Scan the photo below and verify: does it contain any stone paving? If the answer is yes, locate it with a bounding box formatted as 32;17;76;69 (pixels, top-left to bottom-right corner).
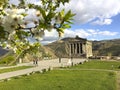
0;58;86;80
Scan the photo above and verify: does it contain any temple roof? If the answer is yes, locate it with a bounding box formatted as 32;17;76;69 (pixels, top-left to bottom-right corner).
61;36;87;42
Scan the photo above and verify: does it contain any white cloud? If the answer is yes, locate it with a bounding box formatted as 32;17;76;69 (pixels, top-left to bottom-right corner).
87;29;118;36
41;30;59;44
61;0;120;25
64;29;118;37
92;19;112;25
64;29;91;38
10;0;120;25
98;31;118;36
87;29;99;35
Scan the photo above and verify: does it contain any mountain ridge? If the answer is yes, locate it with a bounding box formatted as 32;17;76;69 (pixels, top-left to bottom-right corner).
46;38;120;57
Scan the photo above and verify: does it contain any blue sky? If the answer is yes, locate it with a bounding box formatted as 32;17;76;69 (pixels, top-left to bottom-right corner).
10;0;120;44
70;13;120;40
41;0;120;44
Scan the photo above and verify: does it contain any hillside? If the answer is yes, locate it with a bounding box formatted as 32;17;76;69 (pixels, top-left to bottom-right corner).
45;40;69;58
92;39;120;56
46;38;120;57
0;45;57;65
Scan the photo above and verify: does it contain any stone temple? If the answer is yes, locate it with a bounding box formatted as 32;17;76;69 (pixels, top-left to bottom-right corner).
62;36;92;58
46;36;93;58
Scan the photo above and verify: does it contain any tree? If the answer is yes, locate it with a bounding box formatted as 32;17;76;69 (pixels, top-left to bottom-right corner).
0;0;75;60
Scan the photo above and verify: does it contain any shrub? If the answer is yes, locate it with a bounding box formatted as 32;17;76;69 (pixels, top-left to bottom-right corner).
109;72;115;76
0;55;15;65
118;66;120;69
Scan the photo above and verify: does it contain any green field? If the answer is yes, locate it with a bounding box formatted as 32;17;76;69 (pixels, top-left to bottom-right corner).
0;70;116;90
0;60;119;90
70;60;120;70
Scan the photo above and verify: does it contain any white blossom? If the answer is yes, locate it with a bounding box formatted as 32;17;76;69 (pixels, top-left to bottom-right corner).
0;6;3;10
2;9;24;33
32;29;44;40
2;22;16;33
8;31;16;40
13;47;17;53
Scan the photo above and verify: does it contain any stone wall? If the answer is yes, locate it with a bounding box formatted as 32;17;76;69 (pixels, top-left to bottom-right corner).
86;41;93;58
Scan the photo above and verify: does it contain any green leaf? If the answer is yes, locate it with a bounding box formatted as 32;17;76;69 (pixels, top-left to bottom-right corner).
21;13;28;17
0;26;4;31
0;26;7;39
1;43;7;48
57;28;64;33
62;24;71;28
46;11;55;20
64;10;75;22
61;0;69;5
19;0;25;5
36;6;46;19
28;4;34;8
60;9;65;18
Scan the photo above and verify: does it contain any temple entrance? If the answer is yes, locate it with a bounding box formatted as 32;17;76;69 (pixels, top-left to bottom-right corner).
68;42;86;58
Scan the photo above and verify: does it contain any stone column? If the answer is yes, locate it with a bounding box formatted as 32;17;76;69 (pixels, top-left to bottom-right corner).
77;43;79;54
72;43;74;54
69;44;71;56
79;43;81;54
71;43;73;54
73;43;75;54
79;43;80;54
75;43;77;54
79;43;82;54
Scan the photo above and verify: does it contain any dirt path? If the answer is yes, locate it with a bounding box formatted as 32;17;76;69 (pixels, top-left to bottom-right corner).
116;71;120;90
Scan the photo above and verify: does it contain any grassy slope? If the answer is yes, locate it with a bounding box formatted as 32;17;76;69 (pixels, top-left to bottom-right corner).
70;60;120;70
0;70;116;90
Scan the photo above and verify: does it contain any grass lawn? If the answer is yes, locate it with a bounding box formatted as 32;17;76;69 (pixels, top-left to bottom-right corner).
0;66;33;74
0;60;118;90
0;61;120;90
70;60;120;70
0;70;116;90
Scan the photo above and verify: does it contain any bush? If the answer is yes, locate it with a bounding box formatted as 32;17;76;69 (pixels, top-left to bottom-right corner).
0;55;15;65
109;72;115;76
118;66;120;69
